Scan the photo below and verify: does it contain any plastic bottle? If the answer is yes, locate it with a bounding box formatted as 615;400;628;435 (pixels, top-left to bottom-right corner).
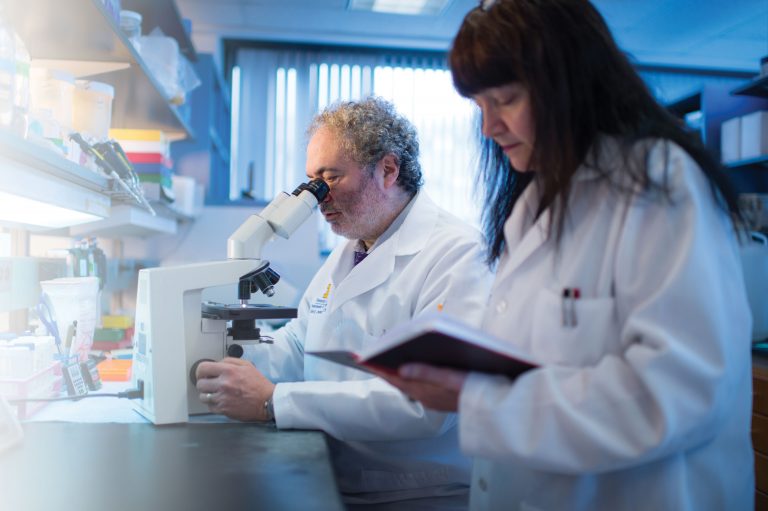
86;238;107;290
12;30;29;138
67;239;89;278
0;6;15;129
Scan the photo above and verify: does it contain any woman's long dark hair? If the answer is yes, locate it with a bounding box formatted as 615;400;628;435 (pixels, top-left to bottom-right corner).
450;0;742;265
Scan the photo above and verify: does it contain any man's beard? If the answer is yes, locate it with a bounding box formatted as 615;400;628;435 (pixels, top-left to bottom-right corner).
321;172;389;240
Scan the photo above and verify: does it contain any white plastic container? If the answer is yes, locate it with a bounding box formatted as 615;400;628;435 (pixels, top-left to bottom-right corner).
720;116;741;163
740;110;768;160
73;80;114;141
29;66;75;131
39;277;99;363
172;175;203;217
119;10;142;51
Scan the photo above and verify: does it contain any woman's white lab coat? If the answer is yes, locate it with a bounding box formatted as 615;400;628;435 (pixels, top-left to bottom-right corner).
246;191;494;503
460;139;753;510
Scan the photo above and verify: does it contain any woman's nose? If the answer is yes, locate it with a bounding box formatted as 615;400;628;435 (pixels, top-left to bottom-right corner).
481;109;499;138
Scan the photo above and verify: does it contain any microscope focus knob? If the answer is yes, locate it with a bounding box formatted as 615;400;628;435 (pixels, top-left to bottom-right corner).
227;344;244;358
189;358;215;385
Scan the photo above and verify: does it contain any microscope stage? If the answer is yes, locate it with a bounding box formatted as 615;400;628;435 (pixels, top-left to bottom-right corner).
201;301;298;320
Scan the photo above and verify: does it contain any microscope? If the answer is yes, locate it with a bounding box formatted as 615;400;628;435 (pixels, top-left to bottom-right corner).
131;179;329;424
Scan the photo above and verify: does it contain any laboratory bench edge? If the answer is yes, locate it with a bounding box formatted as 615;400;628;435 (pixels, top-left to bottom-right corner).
6;351;764;511
0;421;344;511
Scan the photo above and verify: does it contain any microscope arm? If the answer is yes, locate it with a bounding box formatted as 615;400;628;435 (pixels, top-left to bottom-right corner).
227;179;329;260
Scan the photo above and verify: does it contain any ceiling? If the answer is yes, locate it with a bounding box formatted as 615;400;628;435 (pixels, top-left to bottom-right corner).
177;0;768;73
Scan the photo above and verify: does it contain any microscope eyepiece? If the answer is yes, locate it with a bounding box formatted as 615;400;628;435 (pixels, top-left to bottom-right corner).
293;179;329;203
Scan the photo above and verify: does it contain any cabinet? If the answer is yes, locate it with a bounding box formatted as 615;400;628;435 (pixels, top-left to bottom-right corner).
171;53;233;205
1;0;198;237
753;354;768;509
667;81;768;193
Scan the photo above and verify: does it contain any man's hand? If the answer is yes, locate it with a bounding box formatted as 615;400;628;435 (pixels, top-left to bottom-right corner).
370;363;467;412
195;357;276;422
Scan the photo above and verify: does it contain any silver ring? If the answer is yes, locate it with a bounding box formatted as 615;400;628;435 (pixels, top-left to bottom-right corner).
205;392;213;402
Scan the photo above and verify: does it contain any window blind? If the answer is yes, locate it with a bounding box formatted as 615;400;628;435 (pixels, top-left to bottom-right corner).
233;45;481;252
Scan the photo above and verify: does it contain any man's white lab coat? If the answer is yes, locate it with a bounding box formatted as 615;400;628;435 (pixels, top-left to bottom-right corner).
460;139;753;510
246;191;494;504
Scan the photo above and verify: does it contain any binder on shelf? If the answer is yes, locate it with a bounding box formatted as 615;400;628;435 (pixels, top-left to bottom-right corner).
308;313;539;379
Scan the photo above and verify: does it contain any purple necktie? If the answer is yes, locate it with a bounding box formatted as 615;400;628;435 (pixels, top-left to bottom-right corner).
353;251;368;266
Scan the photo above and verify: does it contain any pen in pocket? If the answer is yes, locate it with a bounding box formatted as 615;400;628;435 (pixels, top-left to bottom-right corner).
570;288;580;327
561;288;580;328
561;288;570;327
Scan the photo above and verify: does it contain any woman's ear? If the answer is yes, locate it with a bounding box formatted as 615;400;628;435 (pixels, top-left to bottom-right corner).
380;154;400;189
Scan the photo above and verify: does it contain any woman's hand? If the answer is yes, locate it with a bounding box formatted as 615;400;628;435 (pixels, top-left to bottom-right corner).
371;363;468;412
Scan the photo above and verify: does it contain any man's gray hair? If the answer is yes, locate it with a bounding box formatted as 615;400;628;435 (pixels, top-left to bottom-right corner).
307;96;423;195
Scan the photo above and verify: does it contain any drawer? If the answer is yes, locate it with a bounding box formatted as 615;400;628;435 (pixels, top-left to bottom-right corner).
757;489;768;511
757;451;768;494
754;413;768;454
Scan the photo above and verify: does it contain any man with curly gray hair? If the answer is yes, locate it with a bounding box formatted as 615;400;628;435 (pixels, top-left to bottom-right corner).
196;96;492;510
306;97;423;243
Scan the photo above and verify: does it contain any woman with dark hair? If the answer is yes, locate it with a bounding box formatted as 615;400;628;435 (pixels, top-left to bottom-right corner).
375;1;753;509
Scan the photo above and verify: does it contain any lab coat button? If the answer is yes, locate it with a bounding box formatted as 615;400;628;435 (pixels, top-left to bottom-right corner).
478;478;488;491
495;300;507;313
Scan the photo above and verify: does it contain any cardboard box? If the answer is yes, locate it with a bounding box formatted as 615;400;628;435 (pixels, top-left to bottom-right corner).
740;110;768;160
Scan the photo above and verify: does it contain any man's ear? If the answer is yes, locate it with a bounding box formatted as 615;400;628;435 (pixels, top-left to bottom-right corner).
380;154;400;189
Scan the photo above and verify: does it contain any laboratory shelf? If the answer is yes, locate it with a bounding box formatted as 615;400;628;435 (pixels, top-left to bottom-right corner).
70;204;178;238
0;132;188;236
0;133;111;228
725;154;768;170
6;0;194;140
732;74;768;98
150;200;195;223
666;91;701;117
122;0;198;62
0;133;107;192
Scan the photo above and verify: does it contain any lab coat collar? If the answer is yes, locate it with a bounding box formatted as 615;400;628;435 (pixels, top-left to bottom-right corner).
327;191;438;312
499;178;551;279
388;190;438;256
499;135;625;277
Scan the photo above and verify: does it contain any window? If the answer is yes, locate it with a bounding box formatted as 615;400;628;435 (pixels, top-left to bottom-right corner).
231;44;480;252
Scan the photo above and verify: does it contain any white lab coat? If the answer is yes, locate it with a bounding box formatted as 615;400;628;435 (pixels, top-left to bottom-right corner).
245;191;494;503
460;139;753;511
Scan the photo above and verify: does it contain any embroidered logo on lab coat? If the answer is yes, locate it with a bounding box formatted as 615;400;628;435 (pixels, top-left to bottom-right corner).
310;283;332;314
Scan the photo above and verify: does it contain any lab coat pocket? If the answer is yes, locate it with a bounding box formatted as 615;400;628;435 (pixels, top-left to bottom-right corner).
529;287;617;366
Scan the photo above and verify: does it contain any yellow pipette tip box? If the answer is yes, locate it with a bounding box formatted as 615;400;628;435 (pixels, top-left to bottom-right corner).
101;315;133;329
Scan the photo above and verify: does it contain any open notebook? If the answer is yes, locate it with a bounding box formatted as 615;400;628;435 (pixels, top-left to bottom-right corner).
308;313;538;379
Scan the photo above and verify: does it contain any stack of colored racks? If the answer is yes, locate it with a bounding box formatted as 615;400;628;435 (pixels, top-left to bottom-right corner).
109;129;175;203
92;315;134;351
